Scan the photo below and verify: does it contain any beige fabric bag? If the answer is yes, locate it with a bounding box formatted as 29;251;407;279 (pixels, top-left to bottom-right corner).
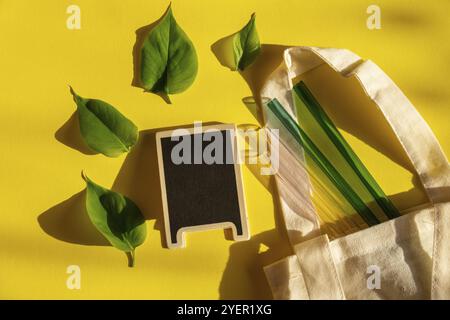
261;47;450;300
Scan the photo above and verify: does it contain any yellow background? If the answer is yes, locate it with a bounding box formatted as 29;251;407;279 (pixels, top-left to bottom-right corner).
0;0;449;299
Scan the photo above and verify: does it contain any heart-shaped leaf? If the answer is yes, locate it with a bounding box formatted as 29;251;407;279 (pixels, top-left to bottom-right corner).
70;87;138;157
83;174;147;267
140;5;198;102
233;13;260;71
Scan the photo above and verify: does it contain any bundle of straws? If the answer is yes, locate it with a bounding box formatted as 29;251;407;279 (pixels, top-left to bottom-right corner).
263;81;400;238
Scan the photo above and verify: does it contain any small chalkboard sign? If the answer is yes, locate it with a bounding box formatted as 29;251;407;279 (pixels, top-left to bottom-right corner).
156;124;249;248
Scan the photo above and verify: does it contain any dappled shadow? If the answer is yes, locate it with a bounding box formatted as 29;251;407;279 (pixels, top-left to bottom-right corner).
383;7;433;29
427;186;450;204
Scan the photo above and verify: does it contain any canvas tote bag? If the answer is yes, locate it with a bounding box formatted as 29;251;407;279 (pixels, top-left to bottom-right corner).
261;46;450;300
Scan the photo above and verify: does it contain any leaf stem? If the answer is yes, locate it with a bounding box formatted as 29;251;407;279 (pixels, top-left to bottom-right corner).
126;250;135;268
159;92;172;104
123;237;136;267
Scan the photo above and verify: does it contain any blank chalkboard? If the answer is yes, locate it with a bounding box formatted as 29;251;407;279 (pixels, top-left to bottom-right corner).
156;124;249;248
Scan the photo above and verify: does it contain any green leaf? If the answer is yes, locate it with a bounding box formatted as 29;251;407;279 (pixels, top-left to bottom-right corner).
83;173;147;267
140;4;198;101
70;87;138;157
233;13;261;71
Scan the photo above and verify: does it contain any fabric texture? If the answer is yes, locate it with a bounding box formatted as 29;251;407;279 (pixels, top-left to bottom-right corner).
261;46;450;300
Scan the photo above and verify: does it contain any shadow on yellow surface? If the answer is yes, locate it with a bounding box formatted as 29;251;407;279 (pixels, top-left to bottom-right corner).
42;122;225;247
37;32;435;297
239;44;289;104
219;177;293;299
38;188;143;267
211;39;434;296
211;41;289;109
219;229;292;299
42;109;291;296
112;128;166;247
38;190;109;246
55;111;97;155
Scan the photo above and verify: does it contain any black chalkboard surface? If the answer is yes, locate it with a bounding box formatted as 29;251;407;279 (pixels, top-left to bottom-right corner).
156;124;249;248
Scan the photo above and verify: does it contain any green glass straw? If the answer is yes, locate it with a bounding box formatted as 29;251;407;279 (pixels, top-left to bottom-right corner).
266;98;380;226
293;82;399;219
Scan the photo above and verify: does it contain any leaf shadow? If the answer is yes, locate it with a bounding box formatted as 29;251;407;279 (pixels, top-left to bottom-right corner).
111;122;223;249
54;111;97;155
37;190;137;266
210;31;236;71
37;190;109;246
